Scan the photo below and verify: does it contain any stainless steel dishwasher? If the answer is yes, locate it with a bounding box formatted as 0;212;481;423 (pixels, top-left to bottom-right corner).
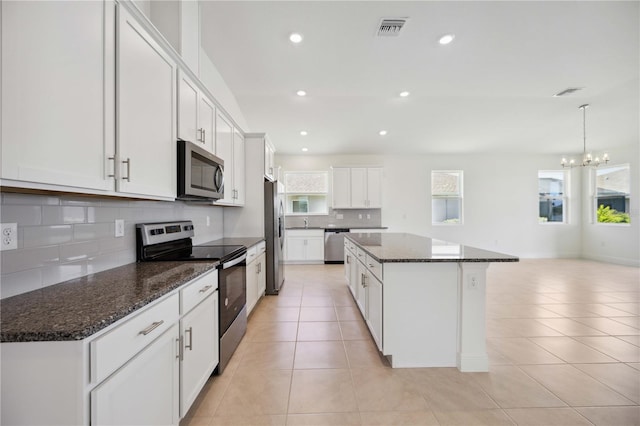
324;228;351;264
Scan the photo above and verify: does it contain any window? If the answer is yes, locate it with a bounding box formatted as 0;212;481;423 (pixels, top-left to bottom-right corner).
595;164;631;224
538;170;567;223
432;171;463;224
284;171;329;215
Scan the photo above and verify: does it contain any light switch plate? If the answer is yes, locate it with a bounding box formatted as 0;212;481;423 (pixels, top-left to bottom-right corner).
115;219;125;237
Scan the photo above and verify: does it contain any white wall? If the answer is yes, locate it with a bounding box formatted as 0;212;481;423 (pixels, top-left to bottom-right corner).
278;152;584;260
581;144;640;266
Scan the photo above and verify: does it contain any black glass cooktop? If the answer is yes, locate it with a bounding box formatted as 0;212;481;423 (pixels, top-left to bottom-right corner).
152;245;245;262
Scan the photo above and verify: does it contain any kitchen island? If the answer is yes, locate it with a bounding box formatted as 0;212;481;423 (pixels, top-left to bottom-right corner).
344;232;518;372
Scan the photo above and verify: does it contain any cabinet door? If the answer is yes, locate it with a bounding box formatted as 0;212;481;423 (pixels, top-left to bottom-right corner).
180;292;218;417
332;168;351;208
344;249;354;296
215;111;234;204
355;261;368;315
257;253;267;296
285;237;307;261
367;275;383;351
305;237;325;261
350;168;368;208
117;6;176;199
91;324;179;426
199;95;216;153
367;168;383;208
178;71;199;144
233;129;245;205
246;260;259;314
1;1;114;191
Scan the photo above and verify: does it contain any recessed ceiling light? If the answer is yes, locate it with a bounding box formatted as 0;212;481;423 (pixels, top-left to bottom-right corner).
399;91;410;97
379;130;388;136
300;131;308;136
301;147;308;152
289;33;303;44
296;90;307;97
439;34;455;45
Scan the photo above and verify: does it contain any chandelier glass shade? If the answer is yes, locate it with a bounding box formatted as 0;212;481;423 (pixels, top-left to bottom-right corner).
561;104;609;168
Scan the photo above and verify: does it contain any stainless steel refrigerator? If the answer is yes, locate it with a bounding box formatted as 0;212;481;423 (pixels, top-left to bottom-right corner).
265;180;285;294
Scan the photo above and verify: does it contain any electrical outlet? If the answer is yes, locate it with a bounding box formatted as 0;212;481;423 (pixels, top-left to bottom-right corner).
115;219;125;237
1;223;18;250
366;214;371;219
206;216;210;227
469;275;478;290
358;214;362;219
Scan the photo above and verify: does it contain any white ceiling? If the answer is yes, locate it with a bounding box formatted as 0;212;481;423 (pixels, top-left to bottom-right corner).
200;1;639;156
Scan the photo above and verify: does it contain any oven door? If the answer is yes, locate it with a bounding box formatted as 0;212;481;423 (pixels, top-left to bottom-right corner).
218;254;247;336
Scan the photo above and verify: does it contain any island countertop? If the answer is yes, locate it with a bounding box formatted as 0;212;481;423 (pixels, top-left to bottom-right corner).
346;232;519;263
0;261;218;343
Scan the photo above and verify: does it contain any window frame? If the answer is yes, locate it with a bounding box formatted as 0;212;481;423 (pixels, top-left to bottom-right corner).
538;170;569;225
284;170;329;216
431;170;464;226
592;163;631;226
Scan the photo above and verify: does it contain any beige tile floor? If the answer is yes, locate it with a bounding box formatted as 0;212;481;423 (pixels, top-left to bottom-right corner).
182;259;640;425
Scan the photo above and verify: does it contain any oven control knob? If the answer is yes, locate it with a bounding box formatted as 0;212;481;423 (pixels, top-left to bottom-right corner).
225;297;229;307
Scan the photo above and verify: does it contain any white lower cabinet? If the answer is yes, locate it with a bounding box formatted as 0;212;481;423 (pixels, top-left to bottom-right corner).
284;229;324;263
348;239;384;353
180;292;218;417
91;323;180;425
246;242;267;314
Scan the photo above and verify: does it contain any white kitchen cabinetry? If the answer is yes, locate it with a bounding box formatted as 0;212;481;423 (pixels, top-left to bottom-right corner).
179;271;219;418
216;112;245;205
117;5;176;199
1;0;115;192
285;229;324;263
264;139;277;181
246;242;266;314
331;167;382;209
91;323;180;426
178;70;215;153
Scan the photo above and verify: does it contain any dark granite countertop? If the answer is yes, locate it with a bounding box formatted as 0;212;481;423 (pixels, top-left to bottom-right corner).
202;237;264;247
1;262;217;343
286;226;388;230
346;233;519;263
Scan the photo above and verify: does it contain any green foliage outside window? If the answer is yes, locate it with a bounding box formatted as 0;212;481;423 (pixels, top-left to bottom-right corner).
597;205;630;223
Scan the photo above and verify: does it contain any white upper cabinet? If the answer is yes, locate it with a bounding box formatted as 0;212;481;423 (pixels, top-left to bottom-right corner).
332;167;382;209
331;167;351;208
116;5;176;199
215;111;244;206
178;71;215;153
264;140;276;181
1;0;115;191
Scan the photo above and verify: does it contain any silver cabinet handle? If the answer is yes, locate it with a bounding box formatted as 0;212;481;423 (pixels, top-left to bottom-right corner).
369;263;374;268
139;320;164;336
346;255;350;264
176;337;181;360
185;327;193;351
107;157;116;178
122;158;131;181
202;129;206;143
199;285;213;293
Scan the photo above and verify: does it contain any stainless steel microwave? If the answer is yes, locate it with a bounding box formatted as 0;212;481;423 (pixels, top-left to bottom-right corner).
177;140;224;201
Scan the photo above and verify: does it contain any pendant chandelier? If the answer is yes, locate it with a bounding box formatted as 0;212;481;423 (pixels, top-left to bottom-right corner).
561;104;609;168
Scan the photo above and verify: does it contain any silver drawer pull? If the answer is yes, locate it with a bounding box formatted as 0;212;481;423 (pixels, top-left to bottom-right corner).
185;327;193;351
369;263;374;268
199;285;213;293
139;320;164;336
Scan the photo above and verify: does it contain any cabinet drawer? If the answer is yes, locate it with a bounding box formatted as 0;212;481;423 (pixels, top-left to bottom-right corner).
366;254;383;282
287;229;323;238
247;245;258;264
181;269;218;314
256;241;266;254
91;293;179;384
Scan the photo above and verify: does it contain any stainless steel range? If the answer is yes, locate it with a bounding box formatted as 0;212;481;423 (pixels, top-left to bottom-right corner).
136;220;247;374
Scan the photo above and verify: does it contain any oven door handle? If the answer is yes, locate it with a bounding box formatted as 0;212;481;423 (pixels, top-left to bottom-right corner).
221;253;247;269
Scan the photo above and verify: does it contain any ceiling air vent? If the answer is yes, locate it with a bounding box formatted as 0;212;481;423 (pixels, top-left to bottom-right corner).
553;87;584;97
377;18;408;37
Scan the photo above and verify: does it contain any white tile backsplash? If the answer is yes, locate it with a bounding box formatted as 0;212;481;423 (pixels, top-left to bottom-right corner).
0;193;225;299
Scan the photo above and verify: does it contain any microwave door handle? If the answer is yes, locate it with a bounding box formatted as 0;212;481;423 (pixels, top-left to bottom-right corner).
214;167;224;192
